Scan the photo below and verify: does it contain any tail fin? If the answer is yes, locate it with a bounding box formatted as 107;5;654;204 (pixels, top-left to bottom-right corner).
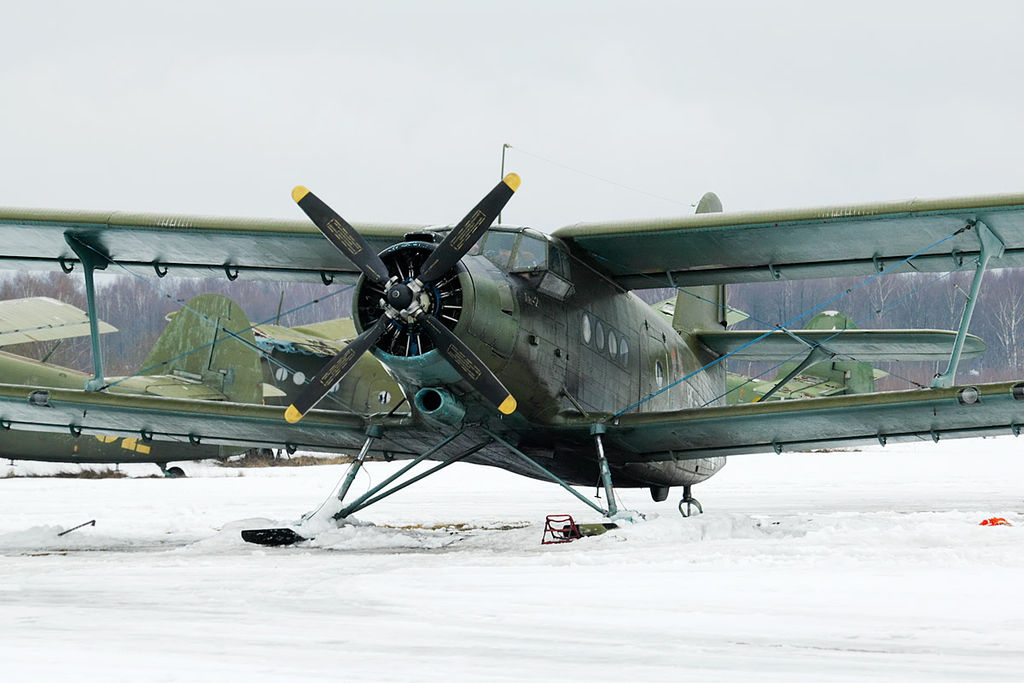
672;192;727;333
140;294;262;404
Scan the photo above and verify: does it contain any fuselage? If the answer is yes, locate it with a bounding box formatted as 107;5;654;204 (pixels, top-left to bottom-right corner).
356;227;728;491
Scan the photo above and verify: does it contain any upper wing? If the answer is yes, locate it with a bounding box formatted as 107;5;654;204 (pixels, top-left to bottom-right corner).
0;207;426;282
553;193;1024;288
556;380;1024;460
0;296;116;346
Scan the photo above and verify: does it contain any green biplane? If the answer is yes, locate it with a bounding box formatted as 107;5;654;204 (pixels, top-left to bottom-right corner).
0;176;1018;543
0;294;404;471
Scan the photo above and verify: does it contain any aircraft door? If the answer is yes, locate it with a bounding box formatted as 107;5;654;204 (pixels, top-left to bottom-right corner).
638;320;672;413
523;287;568;410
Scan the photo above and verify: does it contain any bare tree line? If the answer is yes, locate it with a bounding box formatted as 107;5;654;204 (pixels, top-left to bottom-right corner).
2;265;1022;389
0;272;354;376
728;268;1024;388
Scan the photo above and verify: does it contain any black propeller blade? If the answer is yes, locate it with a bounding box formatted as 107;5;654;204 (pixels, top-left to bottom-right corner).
419;314;516;415
416;173;520;284
292;186;391;285
284;315;391;423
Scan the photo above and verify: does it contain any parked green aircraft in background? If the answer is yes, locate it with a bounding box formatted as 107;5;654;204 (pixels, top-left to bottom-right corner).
0;175;1019;542
0;294;404;473
0;294;261;471
723;311;892;404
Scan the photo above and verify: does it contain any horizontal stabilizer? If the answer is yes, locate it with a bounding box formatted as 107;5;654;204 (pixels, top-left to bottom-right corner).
0;297;116;346
697;329;986;362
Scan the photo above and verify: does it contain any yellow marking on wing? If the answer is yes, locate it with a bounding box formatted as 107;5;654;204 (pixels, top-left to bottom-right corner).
119;437;152;455
503;173;521;191
292;185;310;203
498;395;517;415
285;404;303;423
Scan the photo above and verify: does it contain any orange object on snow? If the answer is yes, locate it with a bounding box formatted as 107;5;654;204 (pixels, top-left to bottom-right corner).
979;517;1013;526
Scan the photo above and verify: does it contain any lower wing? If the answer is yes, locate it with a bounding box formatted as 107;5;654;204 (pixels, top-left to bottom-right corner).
0;383;425;459
556;381;1024;461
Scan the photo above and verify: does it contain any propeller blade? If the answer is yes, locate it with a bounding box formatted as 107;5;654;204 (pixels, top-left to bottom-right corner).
419;315;516;415
292;186;391;285
284;316;391;423
416;173;520;283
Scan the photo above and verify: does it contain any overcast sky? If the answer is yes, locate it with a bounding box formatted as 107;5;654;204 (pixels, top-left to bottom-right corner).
3;1;1023;232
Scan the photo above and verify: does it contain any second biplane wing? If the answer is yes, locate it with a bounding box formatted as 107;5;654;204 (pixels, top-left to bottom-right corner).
0;383;425;459
0;207;426;282
695;329;986;362
553;193;1024;288
0;296;116;346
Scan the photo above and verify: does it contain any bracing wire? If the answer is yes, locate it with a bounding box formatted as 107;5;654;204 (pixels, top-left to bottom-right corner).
671;260;974;405
608;223;973;417
70;239;360;411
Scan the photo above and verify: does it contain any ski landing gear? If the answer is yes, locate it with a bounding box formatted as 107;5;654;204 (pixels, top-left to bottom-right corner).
678;484;703;518
242;427;491;546
240;423;643;547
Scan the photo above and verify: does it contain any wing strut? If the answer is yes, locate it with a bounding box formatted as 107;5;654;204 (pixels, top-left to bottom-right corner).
63;234;109;391
931;220;1005;388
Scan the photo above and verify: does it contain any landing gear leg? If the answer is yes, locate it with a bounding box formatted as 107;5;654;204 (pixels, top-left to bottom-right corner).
592;426;618;517
241;428;490;546
678;485;703;517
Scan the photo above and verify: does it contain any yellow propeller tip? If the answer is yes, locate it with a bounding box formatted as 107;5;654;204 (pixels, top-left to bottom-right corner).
284;404;304;423
291;185;310;203
498;395;517;415
502;173;521;192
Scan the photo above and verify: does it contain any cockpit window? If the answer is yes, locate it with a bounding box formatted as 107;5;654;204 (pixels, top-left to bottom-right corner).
547;245;570;278
510;235;547;272
480;232;517;270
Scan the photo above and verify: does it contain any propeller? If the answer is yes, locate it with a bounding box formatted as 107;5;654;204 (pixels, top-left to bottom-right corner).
284;174;521;423
292;186;390;285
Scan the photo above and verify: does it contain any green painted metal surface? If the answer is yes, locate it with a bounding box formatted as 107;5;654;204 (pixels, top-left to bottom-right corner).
554;192;1024;288
0;206;423;283
0;297;116;346
697;329;985;362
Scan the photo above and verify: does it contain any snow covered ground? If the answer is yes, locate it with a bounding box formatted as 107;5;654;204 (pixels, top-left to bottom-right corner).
2;437;1023;682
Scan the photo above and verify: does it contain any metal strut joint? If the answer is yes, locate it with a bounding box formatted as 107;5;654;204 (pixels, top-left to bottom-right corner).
931;220;1004;388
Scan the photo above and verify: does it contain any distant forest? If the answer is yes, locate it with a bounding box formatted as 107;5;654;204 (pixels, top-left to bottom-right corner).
0;272;355;376
727;268;1024;389
3;266;1024;389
